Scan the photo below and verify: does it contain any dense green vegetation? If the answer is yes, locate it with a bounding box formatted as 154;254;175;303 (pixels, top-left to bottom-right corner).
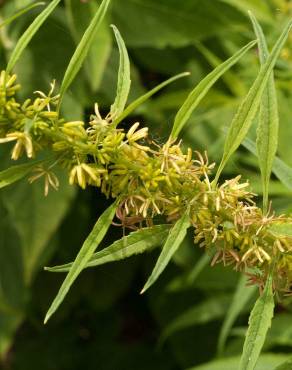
1;1;292;369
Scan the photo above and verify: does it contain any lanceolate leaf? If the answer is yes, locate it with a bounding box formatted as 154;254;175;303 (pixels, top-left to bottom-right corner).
243;137;292;191
113;72;190;126
217;275;257;355
215;20;292;183
166;253;211;292
110;25;131;119
170;40;257;139
239;273;275;370
141;210;191;294
195;41;246;97
0;2;45;29
59;0;111;102
44;200;117;324
161;294;231;344
249;11;279;212
45;224;171;272
187;354;291;370
274;358;292;370
65;0;112;92
0;160;45;189
6;0;61;74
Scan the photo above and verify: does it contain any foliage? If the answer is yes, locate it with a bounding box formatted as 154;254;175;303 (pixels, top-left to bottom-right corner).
0;1;292;370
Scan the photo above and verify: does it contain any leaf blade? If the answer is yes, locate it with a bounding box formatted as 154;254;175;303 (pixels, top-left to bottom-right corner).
59;0;111;102
239;273;275;370
171;40;257;139
249;11;279;212
113;72;190;126
110;25;131;119
273;358;292;370
0;2;45;29
217;275;257;355
0;160;45;189
44;201;117;324
161;294;231;344
242;137;292;191
45;224;170;272
6;0;61;73
215;20;292;182
141;210;190;294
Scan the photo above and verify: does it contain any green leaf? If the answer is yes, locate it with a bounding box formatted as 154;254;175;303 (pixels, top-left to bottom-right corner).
0;165;75;358
160;294;231;344
249;12;279;212
217;275;257;355
141;210;190;294
6;0;61;73
171;40;256;139
264;313;292;349
113;72;190;126
111;0;249;48
2;169;76;284
110;25;131;119
271;156;292;191
242;137;292;191
65;0;112;92
273;358;292;370
215;20;292;183
45;224;170;272
268;224;292;238
195;41;246;97
0;2;45;29
0;314;23;360
239;273;275;370
0;197;25;359
44;200;117;324
219;0;273;22
187;354;291;370
59;0;111;102
166;253;211;292
0;160;44;189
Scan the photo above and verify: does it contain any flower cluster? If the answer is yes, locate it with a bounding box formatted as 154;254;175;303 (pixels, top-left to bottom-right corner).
1;71;292;295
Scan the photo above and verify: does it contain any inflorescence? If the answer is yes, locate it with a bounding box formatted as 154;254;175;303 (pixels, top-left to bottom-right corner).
1;71;292;296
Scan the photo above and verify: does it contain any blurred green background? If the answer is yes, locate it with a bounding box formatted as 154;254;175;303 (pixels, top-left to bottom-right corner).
0;0;292;369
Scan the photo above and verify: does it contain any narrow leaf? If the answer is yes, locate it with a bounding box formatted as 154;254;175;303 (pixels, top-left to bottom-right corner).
166;253;211;292
0;160;44;189
239;273;275;370
171;40;257;139
110;25;131;119
0;2;45;29
59;0;110;102
113;72;190;126
141;210;190;294
242;137;292;191
6;0;61;73
195;41;246;96
217;275;257;355
161;294;231;344
215;20;292;183
187;354;291;370
45;224;170;272
249;11;279;212
44;200;117;324
273;358;292;370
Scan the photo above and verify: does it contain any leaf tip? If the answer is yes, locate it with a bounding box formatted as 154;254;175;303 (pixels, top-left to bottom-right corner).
110;24;118;32
140;284;149;295
43;313;50;325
